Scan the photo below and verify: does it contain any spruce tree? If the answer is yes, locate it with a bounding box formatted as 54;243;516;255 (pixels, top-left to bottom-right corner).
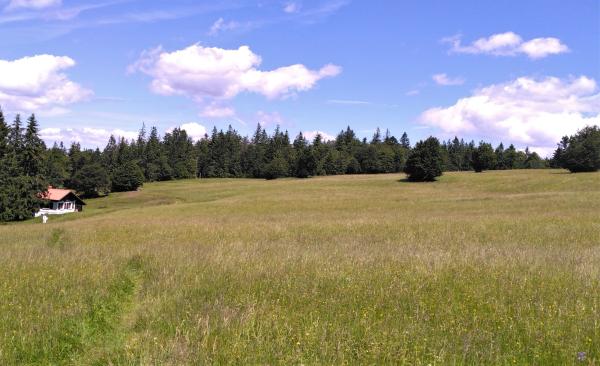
22;114;47;177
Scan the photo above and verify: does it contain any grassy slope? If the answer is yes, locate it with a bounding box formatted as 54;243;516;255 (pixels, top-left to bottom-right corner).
0;170;599;364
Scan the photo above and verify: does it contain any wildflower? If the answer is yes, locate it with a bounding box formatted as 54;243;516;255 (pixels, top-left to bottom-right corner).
577;352;586;362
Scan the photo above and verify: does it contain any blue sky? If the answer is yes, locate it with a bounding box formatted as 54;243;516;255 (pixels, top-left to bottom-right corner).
0;0;598;155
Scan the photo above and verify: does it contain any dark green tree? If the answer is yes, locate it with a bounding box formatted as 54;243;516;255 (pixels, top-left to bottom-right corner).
561;126;600;172
472;142;496;172
111;160;144;192
22;114;47;177
70;163;111;197
45;142;69;187
0;107;8;159
264;151;289;180
403;137;443;181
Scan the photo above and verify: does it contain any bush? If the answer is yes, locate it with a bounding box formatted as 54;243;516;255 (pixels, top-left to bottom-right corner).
562;126;600;173
403;137;443;181
111;161;145;192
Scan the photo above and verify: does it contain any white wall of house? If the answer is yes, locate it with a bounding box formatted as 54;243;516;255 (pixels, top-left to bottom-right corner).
35;200;78;217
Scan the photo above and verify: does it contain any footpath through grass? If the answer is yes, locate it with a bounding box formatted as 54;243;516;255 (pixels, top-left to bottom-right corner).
0;170;599;364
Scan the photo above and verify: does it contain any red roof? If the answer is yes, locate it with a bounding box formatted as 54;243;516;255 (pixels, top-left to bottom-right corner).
41;187;85;205
45;188;73;201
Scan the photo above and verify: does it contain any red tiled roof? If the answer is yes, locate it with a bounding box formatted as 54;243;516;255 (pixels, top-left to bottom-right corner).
44;188;73;201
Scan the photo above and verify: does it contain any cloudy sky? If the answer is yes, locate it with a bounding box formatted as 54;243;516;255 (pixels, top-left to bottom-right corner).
0;0;598;155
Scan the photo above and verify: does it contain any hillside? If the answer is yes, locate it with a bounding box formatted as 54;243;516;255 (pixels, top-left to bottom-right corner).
1;170;599;364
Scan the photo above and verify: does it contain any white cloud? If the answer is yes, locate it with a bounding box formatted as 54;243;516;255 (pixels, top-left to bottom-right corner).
420;75;600;154
200;103;235;118
283;2;300;13
39;126;137;147
178;122;208;141
405;89;420;96
444;32;569;59
208;17;241;36
303;130;335;142
432;73;464;86
0;54;92;113
130;44;341;104
5;0;61;11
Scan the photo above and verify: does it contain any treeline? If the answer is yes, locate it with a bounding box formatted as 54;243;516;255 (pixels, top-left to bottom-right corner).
36;122;550;192
4;106;598;222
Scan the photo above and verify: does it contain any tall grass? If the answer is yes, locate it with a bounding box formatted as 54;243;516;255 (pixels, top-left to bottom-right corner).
1;170;599;364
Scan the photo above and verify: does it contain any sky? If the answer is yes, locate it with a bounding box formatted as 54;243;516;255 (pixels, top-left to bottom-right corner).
0;0;598;156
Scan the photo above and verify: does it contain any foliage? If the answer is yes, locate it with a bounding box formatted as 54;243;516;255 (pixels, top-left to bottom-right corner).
111;161;145;192
404;137;444;181
0;113;46;221
559;126;600;172
70;164;111;197
472;142;496;172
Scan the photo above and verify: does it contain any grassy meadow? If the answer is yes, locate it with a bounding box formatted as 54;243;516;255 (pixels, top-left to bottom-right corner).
1;170;599;365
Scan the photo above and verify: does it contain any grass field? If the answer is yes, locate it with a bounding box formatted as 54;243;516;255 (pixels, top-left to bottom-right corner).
1;170;599;365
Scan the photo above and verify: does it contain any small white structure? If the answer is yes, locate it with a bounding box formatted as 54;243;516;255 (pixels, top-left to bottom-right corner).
35;187;86;217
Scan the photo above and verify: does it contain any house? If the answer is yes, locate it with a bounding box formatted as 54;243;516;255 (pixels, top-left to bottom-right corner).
35;187;86;217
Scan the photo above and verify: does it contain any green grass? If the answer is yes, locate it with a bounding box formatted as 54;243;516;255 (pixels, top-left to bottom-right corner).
1;170;599;364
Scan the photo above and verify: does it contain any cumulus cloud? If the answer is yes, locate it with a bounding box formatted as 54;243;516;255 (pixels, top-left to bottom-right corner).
432;73;464;86
420;75;600;154
5;0;61;11
444;32;569;59
0;54;92;113
39;126;137;147
130;43;341;104
177;122;208;141
303;130;335;142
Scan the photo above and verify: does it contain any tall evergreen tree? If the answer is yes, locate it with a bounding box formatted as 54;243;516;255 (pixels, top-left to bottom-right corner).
22;114;47;177
399;132;410;149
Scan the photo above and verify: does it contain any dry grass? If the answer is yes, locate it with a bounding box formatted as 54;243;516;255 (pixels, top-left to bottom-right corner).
1;170;599;364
